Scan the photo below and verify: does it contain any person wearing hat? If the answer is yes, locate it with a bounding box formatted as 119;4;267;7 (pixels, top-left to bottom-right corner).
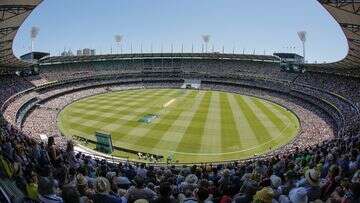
116;172;132;190
93;177;126;203
297;169;321;201
252;187;275;203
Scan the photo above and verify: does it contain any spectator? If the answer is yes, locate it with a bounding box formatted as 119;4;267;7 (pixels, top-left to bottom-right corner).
126;176;155;202
38;176;64;203
93;177;126;203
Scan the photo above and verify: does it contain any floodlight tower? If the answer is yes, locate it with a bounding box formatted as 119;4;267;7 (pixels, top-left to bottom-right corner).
30;26;40;52
114;34;123;54
297;31;307;61
202;34;211;53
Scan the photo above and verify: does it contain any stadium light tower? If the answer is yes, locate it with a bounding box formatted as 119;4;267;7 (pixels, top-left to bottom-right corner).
30;26;40;52
114;34;123;54
297;31;307;61
202;34;211;53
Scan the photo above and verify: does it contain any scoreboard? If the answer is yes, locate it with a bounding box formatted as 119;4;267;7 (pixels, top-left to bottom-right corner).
95;131;113;154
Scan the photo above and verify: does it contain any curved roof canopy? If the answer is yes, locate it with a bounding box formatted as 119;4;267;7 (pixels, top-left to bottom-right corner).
0;0;42;73
306;0;360;75
0;0;359;75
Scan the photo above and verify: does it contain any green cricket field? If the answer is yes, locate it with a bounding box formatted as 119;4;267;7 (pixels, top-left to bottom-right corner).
58;89;300;163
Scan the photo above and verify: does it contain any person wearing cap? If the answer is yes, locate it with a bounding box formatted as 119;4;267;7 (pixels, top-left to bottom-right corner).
93;177;126;203
116;172;132;189
297;169;321;201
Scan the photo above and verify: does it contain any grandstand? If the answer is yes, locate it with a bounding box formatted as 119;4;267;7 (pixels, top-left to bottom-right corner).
0;0;360;203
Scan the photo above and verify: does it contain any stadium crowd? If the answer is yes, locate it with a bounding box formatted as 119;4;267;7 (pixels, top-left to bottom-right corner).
1;108;360;203
294;73;360;108
1;81;343;203
1;59;360;203
0;75;34;106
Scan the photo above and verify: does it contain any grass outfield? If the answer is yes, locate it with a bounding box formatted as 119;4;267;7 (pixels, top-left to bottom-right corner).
58;89;300;163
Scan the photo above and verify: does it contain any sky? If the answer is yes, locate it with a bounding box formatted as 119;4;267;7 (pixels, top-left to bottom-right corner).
13;0;348;63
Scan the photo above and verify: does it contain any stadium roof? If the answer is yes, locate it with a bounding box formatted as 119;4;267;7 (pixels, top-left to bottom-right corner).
0;0;359;75
305;0;360;74
0;0;42;73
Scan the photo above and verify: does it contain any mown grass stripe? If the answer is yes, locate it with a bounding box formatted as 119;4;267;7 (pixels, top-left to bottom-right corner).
133;91;197;149
176;91;212;153
227;94;259;148
261;101;291;125
220;93;242;152
153;91;205;154
60;90;167;135
82;89;169;109
75;90;141;106
234;96;272;143
64;90;162;120
252;98;286;130
110;90;182;140
201;92;221;153
266;101;298;124
242;96;281;138
62;89;176;136
219;93;242;152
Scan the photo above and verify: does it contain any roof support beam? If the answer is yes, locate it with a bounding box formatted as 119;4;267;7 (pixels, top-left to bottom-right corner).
319;0;360;15
0;26;19;38
0;5;36;22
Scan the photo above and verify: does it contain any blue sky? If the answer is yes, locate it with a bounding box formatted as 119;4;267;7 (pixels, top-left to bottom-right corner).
13;0;347;63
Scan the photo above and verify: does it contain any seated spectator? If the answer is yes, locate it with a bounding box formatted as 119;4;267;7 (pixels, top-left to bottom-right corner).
126;176;155;202
93;177;126;203
296;169;320;201
232;179;258;203
61;186;80;203
252;187;274;203
153;182;176;203
289;187;308;203
38;176;64;203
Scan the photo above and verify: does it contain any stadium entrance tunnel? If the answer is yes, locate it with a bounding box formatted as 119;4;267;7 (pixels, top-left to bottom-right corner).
57;88;300;164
